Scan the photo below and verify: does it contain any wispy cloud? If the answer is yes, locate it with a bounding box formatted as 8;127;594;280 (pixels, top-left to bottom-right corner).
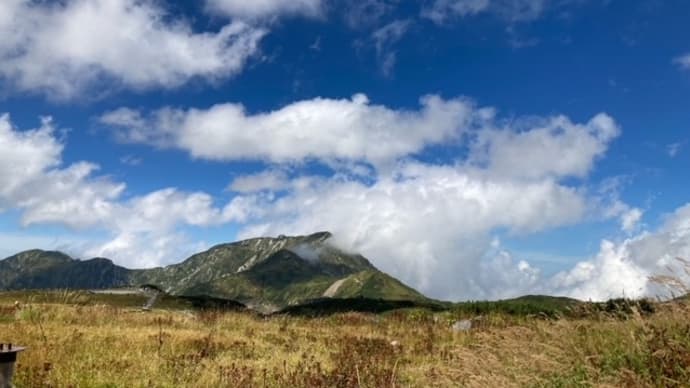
421;0;490;24
371;19;413;77
342;0;395;29
673;54;690;70
120;155;142;166
422;0;549;25
205;0;323;20
667;141;685;157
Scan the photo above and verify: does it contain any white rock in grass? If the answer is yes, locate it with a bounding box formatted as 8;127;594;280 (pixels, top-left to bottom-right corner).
452;319;472;332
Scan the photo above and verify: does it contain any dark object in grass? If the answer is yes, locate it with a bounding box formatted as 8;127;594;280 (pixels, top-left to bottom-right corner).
275;297;447;317
178;295;247;310
0;343;25;388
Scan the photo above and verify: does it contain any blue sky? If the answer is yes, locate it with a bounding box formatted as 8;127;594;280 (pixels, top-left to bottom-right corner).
1;0;689;301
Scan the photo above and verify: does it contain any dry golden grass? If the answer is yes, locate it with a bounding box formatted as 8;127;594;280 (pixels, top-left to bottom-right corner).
1;294;689;387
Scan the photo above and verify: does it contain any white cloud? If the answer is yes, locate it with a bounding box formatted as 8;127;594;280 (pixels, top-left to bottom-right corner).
0;115;63;202
547;203;690;300
18;162;125;229
0;0;266;99
86;188;227;268
101;94;478;169
86;231;209;269
468;113;619;180
0;114;124;228
674;54;690;70
205;0;323;19
0;113;229;268
545;239;648;301
79;187;233;268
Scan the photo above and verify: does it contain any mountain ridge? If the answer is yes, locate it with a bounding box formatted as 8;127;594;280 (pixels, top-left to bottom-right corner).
0;232;430;312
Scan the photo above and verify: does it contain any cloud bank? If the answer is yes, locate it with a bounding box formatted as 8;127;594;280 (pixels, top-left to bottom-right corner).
97;93;683;301
4;92;687;301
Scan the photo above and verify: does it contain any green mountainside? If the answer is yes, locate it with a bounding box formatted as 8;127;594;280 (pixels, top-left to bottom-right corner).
0;232;430;311
0;250;131;289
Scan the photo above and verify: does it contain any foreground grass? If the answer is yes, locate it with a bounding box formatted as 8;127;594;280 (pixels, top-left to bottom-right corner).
1;292;689;387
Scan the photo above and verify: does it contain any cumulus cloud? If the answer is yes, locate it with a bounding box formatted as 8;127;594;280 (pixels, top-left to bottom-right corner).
547;203;690;300
86;188;228;268
0;0;266;99
468;113;619;180
0;113;229;268
0;114;124;228
101;94;478;169
205;0;323;19
0;115;63;203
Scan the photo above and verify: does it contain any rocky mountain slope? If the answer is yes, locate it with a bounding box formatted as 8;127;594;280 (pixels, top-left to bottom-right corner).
0;232;429;311
0;250;131;289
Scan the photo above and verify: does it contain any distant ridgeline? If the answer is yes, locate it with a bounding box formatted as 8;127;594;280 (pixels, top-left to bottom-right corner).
0;232;430;312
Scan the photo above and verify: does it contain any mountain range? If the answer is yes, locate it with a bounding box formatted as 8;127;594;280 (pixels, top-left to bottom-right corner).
0;232;429;312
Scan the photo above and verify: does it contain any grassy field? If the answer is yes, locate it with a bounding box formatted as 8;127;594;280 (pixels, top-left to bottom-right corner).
1;291;689;387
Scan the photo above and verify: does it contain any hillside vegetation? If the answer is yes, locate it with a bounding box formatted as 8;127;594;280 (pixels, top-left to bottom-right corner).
1;291;689;387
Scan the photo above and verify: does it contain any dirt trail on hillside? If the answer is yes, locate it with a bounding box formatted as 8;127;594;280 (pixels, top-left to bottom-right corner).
323;278;347;297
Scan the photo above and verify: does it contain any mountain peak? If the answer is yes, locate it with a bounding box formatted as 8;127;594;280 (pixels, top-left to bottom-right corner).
0;232;428;311
6;249;73;264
